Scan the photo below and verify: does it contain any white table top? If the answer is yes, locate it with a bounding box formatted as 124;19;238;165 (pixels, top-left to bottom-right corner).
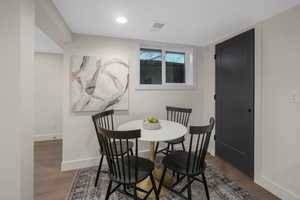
118;120;187;142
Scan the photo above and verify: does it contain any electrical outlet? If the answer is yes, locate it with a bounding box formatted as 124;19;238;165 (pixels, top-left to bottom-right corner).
291;90;299;103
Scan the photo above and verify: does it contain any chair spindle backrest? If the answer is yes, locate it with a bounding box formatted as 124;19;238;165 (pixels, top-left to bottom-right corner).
166;106;192;127
92;110;115;155
92;110;114;130
99;128;141;184
186;118;215;174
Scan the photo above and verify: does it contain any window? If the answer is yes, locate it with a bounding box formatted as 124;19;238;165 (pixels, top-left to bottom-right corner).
138;45;193;89
166;52;185;83
140;49;162;84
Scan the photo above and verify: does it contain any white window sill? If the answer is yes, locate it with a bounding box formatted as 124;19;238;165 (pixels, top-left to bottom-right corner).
136;84;195;90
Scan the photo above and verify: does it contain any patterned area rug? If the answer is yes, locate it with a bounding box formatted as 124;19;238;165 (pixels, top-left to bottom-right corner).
67;160;255;200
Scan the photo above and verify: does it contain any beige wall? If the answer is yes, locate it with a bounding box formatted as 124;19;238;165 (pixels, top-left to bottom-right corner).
62;34;205;170
20;0;35;199
35;0;72;47
0;0;34;199
199;46;216;154
259;5;300;199
34;53;63;141
201;5;300;200
0;1;21;199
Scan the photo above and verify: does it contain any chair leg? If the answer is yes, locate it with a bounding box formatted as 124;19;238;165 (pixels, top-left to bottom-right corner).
134;185;138;200
202;173;210;200
187;176;192;200
95;154;104;187
177;173;180;182
157;167;167;195
166;144;170;155
154;142;159;158
123;184;127;193
129;148;134;156
171;144;176;176
181;142;186;152
150;173;159;200
105;180;112;200
172;170;176;177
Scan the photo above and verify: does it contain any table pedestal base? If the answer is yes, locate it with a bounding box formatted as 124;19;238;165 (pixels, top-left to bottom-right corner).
136;168;173;199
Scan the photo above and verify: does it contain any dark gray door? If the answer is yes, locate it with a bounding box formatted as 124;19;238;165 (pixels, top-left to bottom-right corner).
215;29;254;178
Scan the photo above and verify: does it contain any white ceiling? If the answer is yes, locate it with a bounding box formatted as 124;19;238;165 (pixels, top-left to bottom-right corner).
52;0;300;46
35;27;63;54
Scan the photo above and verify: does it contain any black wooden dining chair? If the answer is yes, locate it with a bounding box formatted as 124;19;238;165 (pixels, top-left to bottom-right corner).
157;117;215;200
98;128;159;200
155;106;192;157
92;110;134;187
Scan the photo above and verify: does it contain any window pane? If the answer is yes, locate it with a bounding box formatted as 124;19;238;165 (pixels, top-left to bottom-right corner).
166;52;185;83
140;48;162;84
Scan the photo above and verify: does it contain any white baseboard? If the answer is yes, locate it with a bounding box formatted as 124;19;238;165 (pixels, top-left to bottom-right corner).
33;133;62;142
255;176;300;200
61;157;100;171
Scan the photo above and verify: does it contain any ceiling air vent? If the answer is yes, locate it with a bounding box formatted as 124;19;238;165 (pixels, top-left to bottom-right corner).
151;22;165;32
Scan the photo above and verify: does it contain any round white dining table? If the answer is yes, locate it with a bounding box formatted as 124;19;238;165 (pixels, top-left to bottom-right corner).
118;120;187;140
118;120;187;160
118;119;187;198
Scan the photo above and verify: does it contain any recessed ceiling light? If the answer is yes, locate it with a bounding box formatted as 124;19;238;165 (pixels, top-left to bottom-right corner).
116;16;128;24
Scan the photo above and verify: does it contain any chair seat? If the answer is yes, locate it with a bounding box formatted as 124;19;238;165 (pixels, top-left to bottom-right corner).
111;156;154;184
165;136;185;144
163;151;206;176
100;141;133;156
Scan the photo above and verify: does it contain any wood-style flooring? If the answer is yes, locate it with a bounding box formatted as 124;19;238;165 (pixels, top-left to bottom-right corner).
34;140;279;200
34;140;75;200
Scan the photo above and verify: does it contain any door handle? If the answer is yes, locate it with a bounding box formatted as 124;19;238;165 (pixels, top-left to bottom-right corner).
248;108;252;112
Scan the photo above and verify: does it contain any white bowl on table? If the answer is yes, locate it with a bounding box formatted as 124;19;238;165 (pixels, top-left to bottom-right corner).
143;121;161;130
